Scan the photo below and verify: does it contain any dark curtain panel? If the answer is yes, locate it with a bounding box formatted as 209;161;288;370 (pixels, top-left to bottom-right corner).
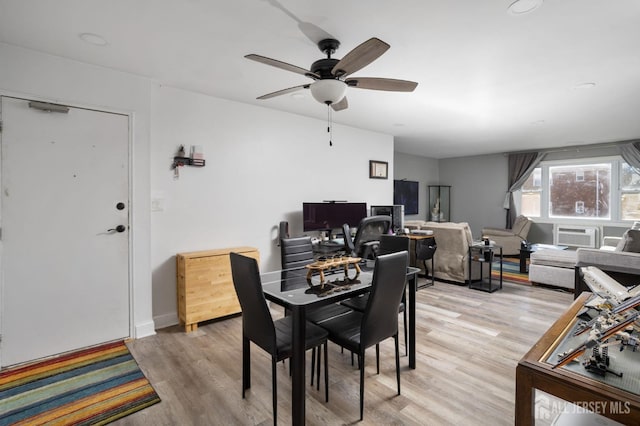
620;140;640;174
505;152;545;228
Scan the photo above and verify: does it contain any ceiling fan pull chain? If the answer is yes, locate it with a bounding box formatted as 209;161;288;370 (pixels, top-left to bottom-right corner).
327;105;333;146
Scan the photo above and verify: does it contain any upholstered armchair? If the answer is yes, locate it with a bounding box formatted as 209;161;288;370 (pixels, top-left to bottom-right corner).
481;215;532;255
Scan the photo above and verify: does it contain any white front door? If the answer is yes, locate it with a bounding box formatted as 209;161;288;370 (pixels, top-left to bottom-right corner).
0;96;130;367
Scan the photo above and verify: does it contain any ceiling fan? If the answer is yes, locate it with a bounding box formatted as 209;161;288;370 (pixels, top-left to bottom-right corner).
245;37;418;111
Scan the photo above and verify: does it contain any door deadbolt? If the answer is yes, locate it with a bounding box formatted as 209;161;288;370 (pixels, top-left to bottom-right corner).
116;202;125;210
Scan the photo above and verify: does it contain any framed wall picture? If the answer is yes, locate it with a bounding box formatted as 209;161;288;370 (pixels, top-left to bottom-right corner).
369;160;388;179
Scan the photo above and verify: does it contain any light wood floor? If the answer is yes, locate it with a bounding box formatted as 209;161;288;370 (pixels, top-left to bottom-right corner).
116;279;574;425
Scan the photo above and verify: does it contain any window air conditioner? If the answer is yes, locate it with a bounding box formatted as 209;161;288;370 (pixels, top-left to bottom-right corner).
553;225;598;248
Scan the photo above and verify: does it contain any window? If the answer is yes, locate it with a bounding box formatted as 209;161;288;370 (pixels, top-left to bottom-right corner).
518;157;640;222
549;163;610;219
621;162;640;220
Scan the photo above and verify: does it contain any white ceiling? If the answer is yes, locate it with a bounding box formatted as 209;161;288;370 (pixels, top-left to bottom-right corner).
1;0;640;158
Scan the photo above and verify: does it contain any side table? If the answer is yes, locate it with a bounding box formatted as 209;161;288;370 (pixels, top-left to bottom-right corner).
519;244;533;273
468;243;502;292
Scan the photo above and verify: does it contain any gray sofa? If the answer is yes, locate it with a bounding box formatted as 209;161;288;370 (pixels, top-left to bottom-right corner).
574;227;640;297
528;248;577;290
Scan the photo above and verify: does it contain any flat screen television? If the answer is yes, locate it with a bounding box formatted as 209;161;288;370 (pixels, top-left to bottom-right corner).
303;202;367;232
394;180;419;215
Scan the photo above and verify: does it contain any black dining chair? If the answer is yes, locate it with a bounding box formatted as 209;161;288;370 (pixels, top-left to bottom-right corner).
280;234;351;326
318;251;408;421
229;252;329;425
279;233;352;386
340;235;410;354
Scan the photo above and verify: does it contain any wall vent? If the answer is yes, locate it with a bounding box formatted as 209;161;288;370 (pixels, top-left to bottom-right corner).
553;225;598;248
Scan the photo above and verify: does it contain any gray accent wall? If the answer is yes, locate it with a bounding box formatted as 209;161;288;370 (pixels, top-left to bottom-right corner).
395;143;633;246
392;151;509;238
439;153;508;238
393;151;439;221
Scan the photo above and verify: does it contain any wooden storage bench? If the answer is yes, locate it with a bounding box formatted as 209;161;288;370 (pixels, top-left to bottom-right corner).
176;246;259;332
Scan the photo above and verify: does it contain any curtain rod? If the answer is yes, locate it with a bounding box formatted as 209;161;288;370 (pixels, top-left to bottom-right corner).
504;139;640;156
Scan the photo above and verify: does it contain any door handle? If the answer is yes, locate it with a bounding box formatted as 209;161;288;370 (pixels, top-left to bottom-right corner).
107;225;126;233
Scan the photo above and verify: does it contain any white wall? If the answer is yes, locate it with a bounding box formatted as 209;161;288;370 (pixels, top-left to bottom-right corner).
0;43;395;333
0;43;155;337
393;151;439;221
150;85;394;327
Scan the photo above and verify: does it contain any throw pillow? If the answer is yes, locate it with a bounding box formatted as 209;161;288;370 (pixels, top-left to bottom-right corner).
618;229;640;253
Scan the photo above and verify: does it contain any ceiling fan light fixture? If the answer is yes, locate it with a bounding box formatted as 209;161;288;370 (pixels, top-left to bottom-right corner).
310;79;347;105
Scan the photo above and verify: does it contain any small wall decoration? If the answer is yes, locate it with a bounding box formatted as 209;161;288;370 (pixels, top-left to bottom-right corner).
369;160;388;179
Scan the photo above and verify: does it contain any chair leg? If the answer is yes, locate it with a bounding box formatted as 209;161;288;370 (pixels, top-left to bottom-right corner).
271;358;277;425
395;333;401;396
311;347;316;386
324;342;329;403
403;309;408;356
359;352;365;421
316;346;321;391
242;336;250;398
375;343;380;374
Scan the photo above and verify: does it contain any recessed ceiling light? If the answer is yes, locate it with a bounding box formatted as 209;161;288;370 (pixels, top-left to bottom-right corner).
79;33;108;46
531;119;545;125
508;0;543;15
574;82;596;89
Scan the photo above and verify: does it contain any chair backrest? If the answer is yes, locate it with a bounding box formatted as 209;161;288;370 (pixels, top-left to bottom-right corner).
351;215;392;258
342;223;355;253
280;236;314;269
230;253;276;353
512;215;531;237
279;221;290;241
360;251;408;349
379;234;410;255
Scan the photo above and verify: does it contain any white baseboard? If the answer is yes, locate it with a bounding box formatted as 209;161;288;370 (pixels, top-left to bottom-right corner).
153;312;179;330
134;320;157;339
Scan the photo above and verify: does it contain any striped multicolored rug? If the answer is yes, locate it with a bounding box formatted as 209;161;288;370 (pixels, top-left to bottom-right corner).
492;257;531;285
0;340;160;425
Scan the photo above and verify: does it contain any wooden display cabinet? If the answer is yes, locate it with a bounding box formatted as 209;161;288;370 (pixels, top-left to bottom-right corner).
515;292;640;425
428;185;450;222
176;246;259;332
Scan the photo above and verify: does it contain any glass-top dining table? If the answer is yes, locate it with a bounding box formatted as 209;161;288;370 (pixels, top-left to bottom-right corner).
259;262;421;425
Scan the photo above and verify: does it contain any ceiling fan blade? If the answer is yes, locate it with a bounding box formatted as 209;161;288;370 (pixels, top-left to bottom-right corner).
298;22;335;45
245;54;320;79
331;97;348;111
331;38;390;77
345;77;418;92
256;84;310;100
